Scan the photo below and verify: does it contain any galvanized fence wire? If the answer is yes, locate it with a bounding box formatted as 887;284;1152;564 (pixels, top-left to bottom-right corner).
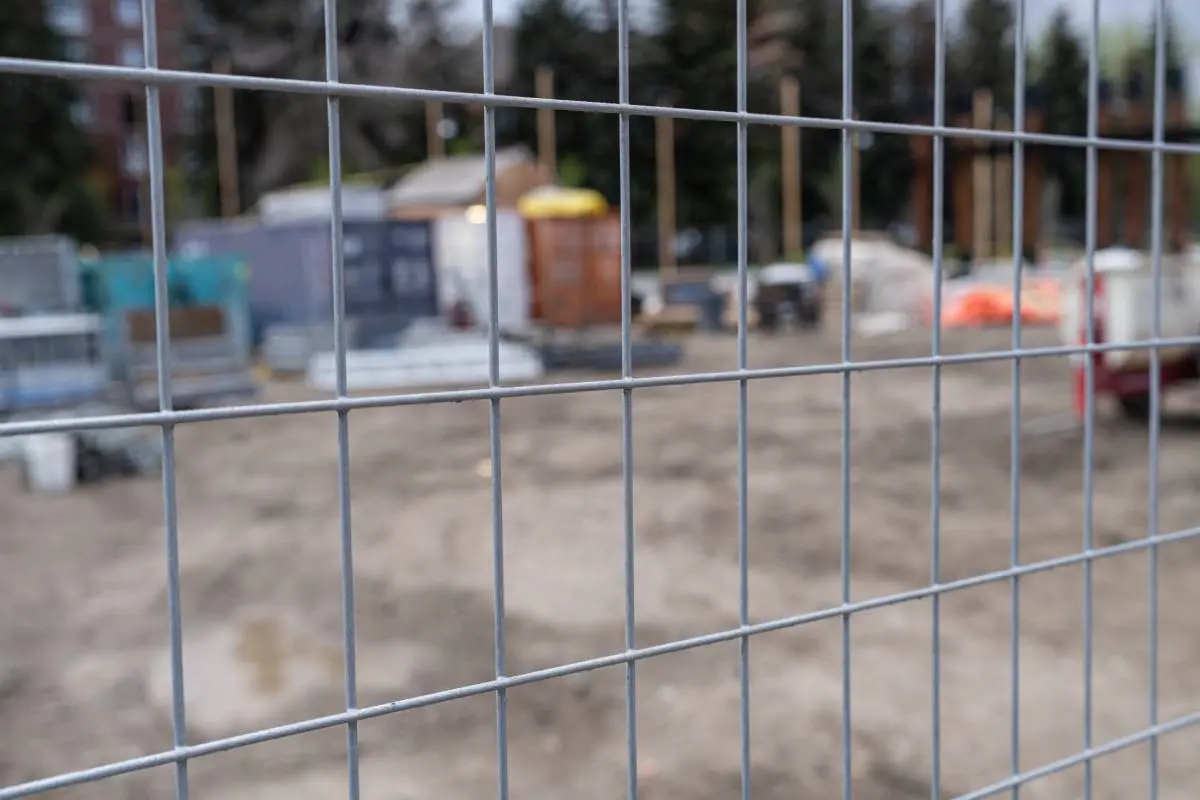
0;0;1198;796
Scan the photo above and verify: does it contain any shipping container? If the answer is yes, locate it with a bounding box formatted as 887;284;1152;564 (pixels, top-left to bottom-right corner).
526;215;623;329
433;210;531;334
173;218;439;346
0;235;81;313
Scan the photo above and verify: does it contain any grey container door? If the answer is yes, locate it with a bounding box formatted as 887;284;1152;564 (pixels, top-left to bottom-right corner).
341;221;389;314
382;220;438;320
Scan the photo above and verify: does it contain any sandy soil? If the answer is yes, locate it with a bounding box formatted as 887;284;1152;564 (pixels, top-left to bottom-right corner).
4;325;1200;800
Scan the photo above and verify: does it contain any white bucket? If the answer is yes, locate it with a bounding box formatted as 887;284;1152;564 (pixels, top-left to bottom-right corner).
22;434;76;494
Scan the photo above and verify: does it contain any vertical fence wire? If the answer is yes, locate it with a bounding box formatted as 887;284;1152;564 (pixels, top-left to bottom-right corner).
616;0;638;796
138;0;187;796
321;0;362;795
479;1;511;798
1008;0;1027;795
1147;3;1167;797
1081;0;1101;794
929;0;947;794
734;0;752;796
838;0;856;797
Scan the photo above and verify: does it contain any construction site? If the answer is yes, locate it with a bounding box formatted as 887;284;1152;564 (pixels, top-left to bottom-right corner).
3;42;1200;800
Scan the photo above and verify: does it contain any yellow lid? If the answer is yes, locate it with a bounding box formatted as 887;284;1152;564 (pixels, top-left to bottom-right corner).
518;186;609;219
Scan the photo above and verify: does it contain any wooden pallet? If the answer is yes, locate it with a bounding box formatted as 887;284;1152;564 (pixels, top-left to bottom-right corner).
639;305;700;336
252;363;305;382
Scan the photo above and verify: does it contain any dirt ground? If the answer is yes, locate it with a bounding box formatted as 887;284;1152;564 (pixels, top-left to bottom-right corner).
4;325;1200;799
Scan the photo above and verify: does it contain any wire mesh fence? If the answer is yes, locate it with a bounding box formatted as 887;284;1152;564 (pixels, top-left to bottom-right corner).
2;0;1200;797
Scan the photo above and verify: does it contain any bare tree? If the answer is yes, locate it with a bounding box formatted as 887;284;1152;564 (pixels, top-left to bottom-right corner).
191;0;414;196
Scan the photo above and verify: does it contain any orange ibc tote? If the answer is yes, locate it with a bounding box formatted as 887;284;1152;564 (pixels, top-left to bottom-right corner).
518;187;623;329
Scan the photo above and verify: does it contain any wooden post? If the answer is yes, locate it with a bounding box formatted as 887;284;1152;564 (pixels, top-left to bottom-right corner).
426;100;446;159
971;89;994;261
780;75;802;256
1169;95;1189;251
994;109;1013;258
535;66;557;179
1124;99;1150;249
213;52;241;218
655;106;677;274
910;135;934;252
1096;99;1114;247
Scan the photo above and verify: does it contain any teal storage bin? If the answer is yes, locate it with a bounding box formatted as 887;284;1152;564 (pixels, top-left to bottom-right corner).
80;252;252;373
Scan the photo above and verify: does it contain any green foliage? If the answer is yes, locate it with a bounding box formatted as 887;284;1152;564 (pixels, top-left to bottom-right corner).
0;0;108;239
955;0;1015;109
1036;10;1088;219
447;138;480;157
503;0;657;223
557;154;587;189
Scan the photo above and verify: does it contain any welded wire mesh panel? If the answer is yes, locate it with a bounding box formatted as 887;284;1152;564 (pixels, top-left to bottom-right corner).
3;0;1200;798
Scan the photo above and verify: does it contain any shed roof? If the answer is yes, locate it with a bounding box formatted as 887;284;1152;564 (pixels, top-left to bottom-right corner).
387;146;535;207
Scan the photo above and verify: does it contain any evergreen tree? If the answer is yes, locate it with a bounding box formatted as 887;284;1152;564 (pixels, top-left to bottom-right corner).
770;0;908;230
653;0;771;229
1135;8;1186;88
505;0;648;216
955;0;1015;110
1036;9;1088;220
0;0;107;239
847;0;909;228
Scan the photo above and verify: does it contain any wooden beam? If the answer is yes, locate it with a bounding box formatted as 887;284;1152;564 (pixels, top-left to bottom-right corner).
426;100;446;160
971;88;994;261
994;109;1013;258
213;52;241;218
780;75;802;256
535;66;557;178
656;106;677;274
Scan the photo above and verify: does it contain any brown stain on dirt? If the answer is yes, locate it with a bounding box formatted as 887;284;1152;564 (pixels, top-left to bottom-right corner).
233;616;342;696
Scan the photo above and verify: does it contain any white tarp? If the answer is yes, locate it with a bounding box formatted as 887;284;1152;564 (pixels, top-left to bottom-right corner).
811;233;935;318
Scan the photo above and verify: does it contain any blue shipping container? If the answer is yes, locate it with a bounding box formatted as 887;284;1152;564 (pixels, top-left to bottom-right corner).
173;218;439;347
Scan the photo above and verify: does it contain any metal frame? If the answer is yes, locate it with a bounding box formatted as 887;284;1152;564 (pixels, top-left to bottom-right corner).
1;0;1197;797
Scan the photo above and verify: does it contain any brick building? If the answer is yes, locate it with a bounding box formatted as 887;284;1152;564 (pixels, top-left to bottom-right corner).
46;0;195;231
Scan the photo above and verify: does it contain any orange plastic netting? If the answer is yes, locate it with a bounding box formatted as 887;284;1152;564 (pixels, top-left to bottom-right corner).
923;277;1062;328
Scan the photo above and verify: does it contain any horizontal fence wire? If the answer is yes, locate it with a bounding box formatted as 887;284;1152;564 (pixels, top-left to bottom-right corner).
4;56;1200;156
0;338;1194;436
2;0;1199;796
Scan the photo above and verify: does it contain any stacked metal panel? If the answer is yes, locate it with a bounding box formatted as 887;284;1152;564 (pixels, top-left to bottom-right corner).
0;235;80;313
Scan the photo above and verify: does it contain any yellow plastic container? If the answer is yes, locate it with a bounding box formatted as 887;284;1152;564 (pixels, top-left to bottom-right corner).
517;187;609;219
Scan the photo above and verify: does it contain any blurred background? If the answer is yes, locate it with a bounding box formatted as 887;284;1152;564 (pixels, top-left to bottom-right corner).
5;0;1198;265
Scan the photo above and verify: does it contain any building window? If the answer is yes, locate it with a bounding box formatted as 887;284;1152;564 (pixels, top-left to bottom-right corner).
63;37;89;62
119;42;144;68
46;0;89;36
69;99;93;128
121;136;148;179
179;87;201;133
115;0;141;28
